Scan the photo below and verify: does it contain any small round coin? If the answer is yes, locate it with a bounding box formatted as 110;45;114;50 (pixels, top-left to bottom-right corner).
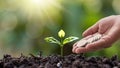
77;40;88;47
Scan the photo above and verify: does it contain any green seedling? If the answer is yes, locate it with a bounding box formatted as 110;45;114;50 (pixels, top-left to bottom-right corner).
45;29;79;56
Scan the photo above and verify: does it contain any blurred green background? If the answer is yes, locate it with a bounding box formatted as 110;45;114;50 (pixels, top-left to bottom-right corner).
0;0;120;58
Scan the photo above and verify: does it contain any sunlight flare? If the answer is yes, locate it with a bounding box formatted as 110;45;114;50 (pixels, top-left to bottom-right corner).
20;0;63;21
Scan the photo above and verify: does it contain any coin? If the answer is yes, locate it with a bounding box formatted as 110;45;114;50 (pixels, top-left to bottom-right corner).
77;40;88;47
87;37;94;44
77;33;102;47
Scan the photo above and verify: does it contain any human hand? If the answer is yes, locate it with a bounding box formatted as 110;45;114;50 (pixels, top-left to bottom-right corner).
72;15;120;53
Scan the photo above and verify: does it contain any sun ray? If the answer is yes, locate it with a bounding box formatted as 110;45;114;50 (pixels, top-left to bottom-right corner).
18;0;74;24
48;0;72;15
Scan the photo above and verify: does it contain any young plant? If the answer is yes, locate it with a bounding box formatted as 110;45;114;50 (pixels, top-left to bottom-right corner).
44;29;79;56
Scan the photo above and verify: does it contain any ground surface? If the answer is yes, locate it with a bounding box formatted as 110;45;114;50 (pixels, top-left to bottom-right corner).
0;53;120;68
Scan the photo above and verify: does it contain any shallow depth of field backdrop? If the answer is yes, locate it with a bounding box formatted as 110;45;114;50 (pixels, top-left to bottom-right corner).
0;0;120;58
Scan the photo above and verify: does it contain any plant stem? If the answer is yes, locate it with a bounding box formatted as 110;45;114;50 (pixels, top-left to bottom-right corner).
60;45;63;56
60;37;64;56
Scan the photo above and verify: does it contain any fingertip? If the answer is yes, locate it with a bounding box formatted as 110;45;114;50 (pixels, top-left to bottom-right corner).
82;23;99;37
73;42;78;47
72;48;75;53
72;46;78;53
86;43;97;50
72;49;75;53
82;32;86;37
75;47;87;53
75;49;82;54
82;31;89;37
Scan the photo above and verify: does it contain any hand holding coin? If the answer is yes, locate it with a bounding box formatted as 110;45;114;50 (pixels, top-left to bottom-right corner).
73;15;120;53
77;33;102;47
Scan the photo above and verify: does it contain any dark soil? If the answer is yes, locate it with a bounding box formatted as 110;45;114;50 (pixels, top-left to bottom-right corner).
0;53;120;68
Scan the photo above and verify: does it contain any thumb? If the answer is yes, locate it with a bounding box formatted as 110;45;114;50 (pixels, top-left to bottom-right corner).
82;23;99;37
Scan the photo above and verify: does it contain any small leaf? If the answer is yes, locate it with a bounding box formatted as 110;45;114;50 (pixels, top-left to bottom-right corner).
58;29;65;38
44;37;61;45
63;36;79;45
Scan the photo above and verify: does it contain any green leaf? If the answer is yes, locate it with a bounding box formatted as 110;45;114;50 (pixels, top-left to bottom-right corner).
63;36;79;45
44;37;61;45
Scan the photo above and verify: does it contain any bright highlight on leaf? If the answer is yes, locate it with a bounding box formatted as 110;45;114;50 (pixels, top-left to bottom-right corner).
58;29;65;38
44;37;61;45
63;36;79;45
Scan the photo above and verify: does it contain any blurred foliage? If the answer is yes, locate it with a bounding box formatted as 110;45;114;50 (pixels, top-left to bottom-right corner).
0;0;120;58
